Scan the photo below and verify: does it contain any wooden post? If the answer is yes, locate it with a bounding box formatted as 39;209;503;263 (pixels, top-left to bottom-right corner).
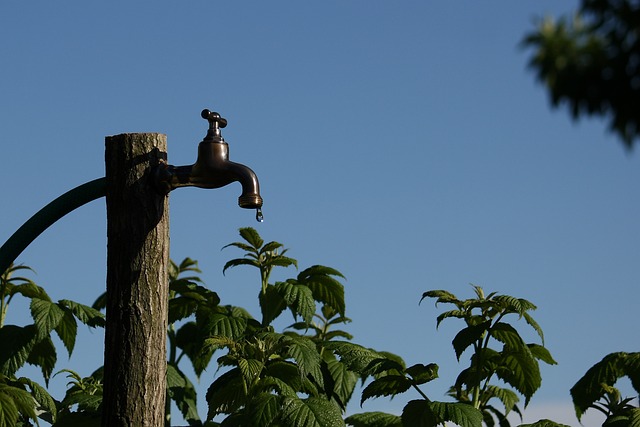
103;133;169;427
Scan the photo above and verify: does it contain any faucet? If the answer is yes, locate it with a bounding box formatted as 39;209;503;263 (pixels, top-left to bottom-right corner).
154;109;264;219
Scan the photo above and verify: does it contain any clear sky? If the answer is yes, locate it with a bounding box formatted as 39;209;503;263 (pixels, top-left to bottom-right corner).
1;2;638;426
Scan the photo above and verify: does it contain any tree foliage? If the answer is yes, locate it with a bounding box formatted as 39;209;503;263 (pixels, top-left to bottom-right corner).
523;0;640;147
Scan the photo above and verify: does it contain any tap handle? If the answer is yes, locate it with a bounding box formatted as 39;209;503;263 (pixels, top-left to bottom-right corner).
201;109;228;129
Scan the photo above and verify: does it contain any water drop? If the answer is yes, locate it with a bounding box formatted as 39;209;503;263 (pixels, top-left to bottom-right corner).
256;208;264;223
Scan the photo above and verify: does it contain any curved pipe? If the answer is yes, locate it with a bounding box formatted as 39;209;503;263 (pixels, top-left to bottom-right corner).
154;138;263;209
0;178;106;275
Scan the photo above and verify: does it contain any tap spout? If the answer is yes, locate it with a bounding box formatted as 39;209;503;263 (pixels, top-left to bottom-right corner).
153;110;263;210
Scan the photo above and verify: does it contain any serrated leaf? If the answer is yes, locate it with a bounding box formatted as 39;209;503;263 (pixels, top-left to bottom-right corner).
280;396;345;427
175;321;214;378
492;295;537;316
518;420;571;427
482;385;520;414
238;358;264;386
10;282;50;301
248;392;280;426
420;290;459;306
324;341;384;374
0;325;38;376
324;356;358;409
428;401;483;427
30;299;65;339
452;322;489;361
522;311;544;343
401;400;440;427
345;411;402;427
528;343;557;365
490;322;526;351
435;309;466;328
259;285;287;326
361;375;411;405
167;363;200;423
299;266;346;316
222;258;260;275
27;336;57;384
54;309;77;356
570;352;629;419
238;227;264;249
59;300;105;328
16;376;57;422
206;368;246;420
276;280;316;324
0;382;37;427
405;363;439;385
284;334;324;388
204;313;247;340
496;347;541;405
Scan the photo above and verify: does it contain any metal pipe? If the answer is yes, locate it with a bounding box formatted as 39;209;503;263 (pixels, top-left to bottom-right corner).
0;178;106;275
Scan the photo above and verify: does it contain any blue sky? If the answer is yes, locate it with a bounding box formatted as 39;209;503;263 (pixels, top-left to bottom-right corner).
1;2;638;425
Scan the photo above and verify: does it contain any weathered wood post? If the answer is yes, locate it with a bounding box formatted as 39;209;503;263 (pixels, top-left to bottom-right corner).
103;133;169;427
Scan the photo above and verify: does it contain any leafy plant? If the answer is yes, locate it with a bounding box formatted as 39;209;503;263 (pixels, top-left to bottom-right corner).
420;285;556;426
206;227;359;426
0;263;104;426
570;352;640;425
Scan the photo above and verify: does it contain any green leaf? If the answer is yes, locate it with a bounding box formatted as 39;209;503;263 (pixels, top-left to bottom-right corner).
492;295;537;316
495;347;541;405
276;280;316;324
482;385;520;414
571;352;629;419
428;401;483;427
259;285;287;326
238;358;265;386
522;312;545;344
262;361;307;397
167;363;200;423
528;343;557;366
420;290;459;306
203;313;247;340
222;258;260;275
59;300;105;328
0;382;37;427
324;341;384;374
206;368;246;419
299;265;346;316
27;336;57;384
280;396;346;427
54;309;77;356
238;227;264;249
284;334;324;388
10;282;50;301
16;376;57;423
361;375;411;405
401;400;440;427
247;392;280;426
518;420;571;427
0;325;38;376
406;363;439;385
30;298;65;338
345;411;402;427
175;321;214;378
435;309;466;328
490;322;526;351
324;356;358;409
452;322;489;361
